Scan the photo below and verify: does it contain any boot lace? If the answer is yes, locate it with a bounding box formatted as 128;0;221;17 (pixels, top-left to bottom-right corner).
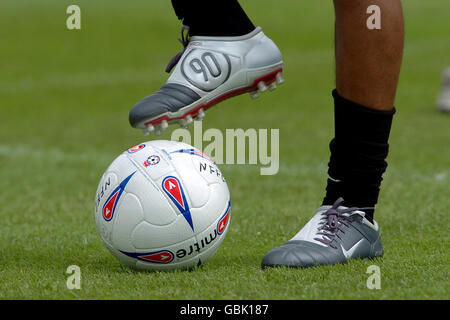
314;197;373;249
165;25;190;73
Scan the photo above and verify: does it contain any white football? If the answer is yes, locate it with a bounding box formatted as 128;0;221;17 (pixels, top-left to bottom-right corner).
94;140;231;271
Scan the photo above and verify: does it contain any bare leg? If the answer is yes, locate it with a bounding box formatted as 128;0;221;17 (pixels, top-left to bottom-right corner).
334;0;404;110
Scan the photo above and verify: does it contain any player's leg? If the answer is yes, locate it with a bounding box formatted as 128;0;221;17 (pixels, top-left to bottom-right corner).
129;0;284;136
334;0;404;110
323;0;404;222
437;67;450;112
262;0;404;268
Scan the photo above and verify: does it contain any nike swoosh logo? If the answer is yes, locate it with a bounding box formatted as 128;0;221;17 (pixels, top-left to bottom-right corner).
341;239;364;259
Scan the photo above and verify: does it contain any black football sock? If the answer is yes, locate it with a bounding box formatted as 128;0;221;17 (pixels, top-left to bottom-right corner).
322;89;396;223
171;0;255;37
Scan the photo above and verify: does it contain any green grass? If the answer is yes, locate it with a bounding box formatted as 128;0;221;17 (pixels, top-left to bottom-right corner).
0;0;449;299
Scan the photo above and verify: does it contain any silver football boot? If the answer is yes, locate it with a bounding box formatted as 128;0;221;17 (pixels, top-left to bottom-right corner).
262;198;384;269
129;26;284;136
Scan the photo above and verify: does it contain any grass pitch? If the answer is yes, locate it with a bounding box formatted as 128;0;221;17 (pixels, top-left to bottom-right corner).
0;0;449;299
